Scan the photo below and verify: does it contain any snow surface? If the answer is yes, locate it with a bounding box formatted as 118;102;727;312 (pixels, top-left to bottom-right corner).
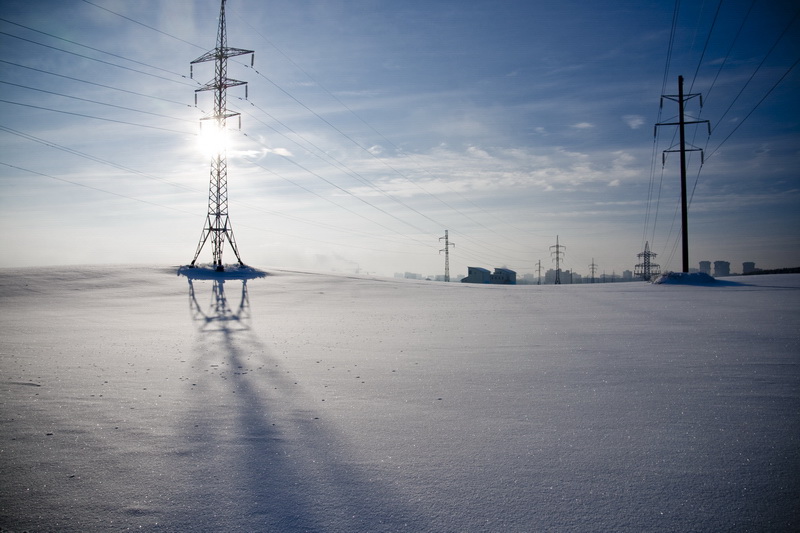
652;271;719;285
1;266;798;532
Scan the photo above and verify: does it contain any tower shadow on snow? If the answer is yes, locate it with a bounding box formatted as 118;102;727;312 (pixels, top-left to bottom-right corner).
175;272;427;531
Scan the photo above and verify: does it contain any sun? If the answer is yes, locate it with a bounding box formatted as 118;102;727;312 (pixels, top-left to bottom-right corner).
197;124;230;158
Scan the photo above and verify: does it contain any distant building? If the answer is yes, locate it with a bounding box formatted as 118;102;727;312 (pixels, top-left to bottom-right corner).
622;270;633;282
542;269;582;284
491;268;516;285
699;261;711;275
742;262;756;274
713;261;730;277
461;267;516;285
461;267;491;284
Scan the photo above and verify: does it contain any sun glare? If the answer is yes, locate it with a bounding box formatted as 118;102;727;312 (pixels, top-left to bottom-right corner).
197;125;229;158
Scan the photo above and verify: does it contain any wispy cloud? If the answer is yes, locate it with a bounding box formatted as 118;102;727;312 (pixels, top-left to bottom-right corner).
623;115;646;129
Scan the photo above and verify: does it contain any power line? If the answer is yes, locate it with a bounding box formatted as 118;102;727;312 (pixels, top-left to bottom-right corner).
233;96;532;261
0;59;192;107
0;161;196;215
0;31;196;87
0;124;200;193
661;0;682;95
237;131;433;237
79;0;205;50
700;0;756;104
0;17;192;80
237;136;435;248
231;99;533;263
710;7;800;135
705;54;800;161
0;80;193;123
644;0;682;256
0;99;193;135
688;0;723;92
233;17;544;251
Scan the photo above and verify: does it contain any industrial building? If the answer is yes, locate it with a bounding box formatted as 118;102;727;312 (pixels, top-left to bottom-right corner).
461;267;516;285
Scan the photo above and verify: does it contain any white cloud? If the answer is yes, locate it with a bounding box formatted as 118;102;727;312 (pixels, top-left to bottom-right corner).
623;115;646;129
466;146;491;158
571;122;594;129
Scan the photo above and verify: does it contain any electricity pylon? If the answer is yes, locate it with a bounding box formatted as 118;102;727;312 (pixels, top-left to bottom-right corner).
439;230;455;282
655;75;710;273
550;235;565;285
635;241;661;281
189;0;254;272
588;258;598;283
536;260;542;285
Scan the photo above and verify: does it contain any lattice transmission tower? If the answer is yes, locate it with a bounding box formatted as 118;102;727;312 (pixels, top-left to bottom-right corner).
634;241;661;281
550;235;565;285
189;0;254;272
439;230;455;282
588;258;598;283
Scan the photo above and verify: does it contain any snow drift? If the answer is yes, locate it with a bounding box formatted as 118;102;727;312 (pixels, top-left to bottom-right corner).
1;266;798;532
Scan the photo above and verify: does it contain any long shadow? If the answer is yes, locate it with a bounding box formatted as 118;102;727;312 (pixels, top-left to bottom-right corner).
175;269;427;531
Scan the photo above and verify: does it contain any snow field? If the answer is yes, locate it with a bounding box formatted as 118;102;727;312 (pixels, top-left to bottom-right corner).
1;266;798;531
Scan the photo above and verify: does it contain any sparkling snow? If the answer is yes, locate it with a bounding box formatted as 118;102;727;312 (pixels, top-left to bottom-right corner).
1;266;798;532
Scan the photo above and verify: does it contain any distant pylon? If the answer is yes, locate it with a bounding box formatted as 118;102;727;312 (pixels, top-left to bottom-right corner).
550;235;565;285
634;241;661;281
589;258;598;283
189;0;254;272
439;230;455;282
536;259;542;285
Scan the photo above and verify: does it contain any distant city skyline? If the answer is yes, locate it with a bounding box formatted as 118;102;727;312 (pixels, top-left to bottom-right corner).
403;258;763;284
1;0;798;276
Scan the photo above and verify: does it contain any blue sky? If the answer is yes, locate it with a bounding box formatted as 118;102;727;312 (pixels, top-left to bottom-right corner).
1;0;798;278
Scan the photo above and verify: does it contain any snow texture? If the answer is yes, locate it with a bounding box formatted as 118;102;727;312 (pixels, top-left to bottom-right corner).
1;266;799;532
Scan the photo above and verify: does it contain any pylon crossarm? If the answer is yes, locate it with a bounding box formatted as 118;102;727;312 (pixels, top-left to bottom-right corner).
199;112;241;122
195;79;247;92
191;47;253;65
